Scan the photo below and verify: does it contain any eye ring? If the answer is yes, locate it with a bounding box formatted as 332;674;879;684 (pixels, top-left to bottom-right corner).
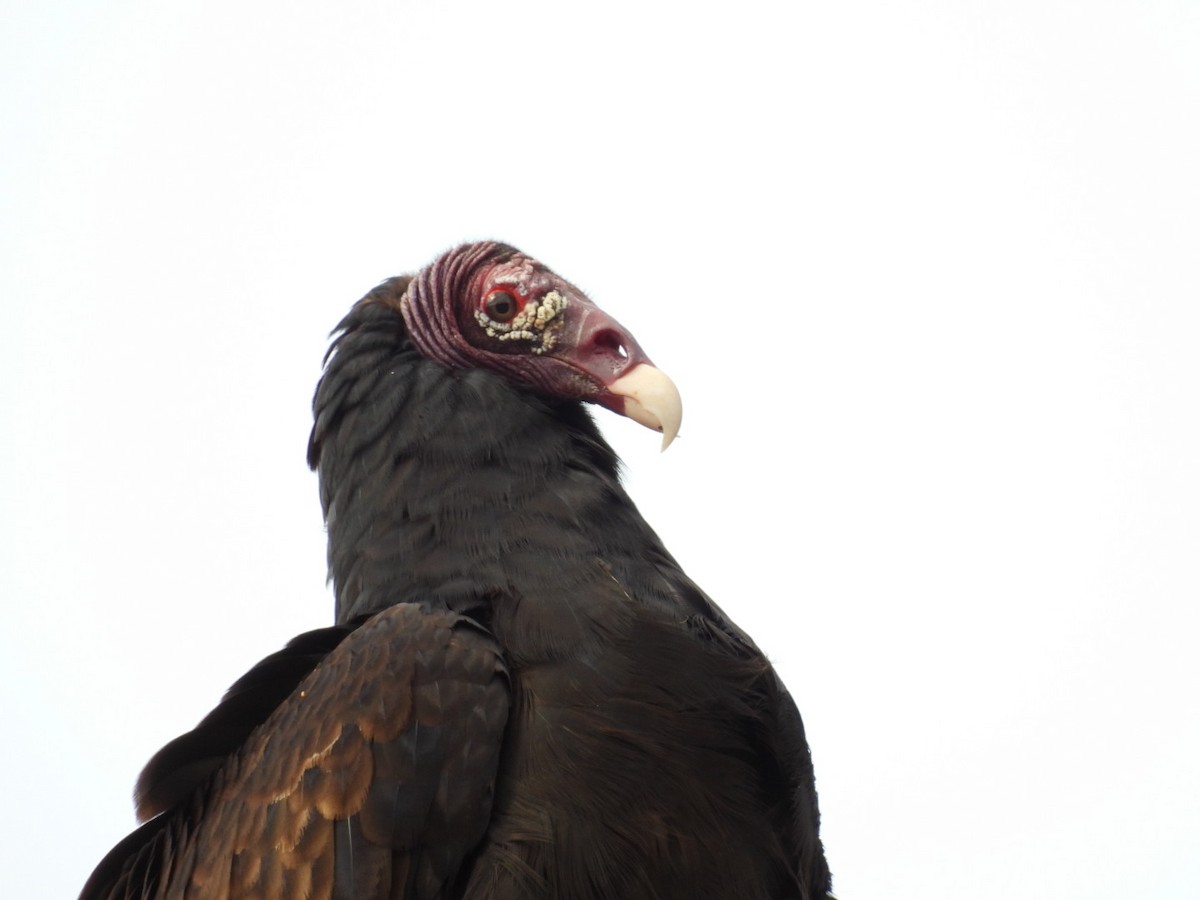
484;289;520;323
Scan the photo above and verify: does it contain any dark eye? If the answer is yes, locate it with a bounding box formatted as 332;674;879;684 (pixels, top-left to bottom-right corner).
485;290;520;322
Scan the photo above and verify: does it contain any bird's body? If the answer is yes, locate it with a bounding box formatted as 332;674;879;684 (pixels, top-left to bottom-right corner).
82;243;831;899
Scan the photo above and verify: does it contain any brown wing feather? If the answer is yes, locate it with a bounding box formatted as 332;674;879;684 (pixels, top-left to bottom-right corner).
134;626;356;823
84;604;510;900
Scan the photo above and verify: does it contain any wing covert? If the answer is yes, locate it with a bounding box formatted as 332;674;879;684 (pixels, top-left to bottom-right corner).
82;603;510;900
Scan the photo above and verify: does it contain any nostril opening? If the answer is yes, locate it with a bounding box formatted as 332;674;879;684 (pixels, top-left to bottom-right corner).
593;329;628;360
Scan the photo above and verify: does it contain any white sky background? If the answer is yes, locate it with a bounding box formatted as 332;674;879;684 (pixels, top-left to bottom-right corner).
2;1;1198;897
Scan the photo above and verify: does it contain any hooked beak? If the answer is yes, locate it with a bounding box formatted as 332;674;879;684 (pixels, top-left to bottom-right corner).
550;302;683;450
608;364;682;451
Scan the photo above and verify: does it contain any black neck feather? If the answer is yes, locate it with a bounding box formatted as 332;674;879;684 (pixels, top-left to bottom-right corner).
307;281;663;632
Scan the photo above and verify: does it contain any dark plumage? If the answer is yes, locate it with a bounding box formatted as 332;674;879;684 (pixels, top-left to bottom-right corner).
81;241;832;899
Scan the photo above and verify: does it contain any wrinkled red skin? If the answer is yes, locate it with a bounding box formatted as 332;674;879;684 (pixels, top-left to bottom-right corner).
407;242;656;420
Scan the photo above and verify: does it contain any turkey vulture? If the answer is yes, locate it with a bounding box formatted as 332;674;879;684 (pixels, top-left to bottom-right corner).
81;241;832;899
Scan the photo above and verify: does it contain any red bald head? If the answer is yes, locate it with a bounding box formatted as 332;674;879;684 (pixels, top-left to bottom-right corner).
397;242;681;448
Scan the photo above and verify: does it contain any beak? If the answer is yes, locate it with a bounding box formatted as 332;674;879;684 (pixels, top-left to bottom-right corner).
608;364;682;451
547;301;683;450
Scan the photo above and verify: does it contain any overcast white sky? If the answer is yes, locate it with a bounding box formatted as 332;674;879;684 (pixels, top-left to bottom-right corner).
3;2;1198;897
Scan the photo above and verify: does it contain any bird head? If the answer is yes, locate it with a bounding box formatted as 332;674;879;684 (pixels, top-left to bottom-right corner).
399;241;681;449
